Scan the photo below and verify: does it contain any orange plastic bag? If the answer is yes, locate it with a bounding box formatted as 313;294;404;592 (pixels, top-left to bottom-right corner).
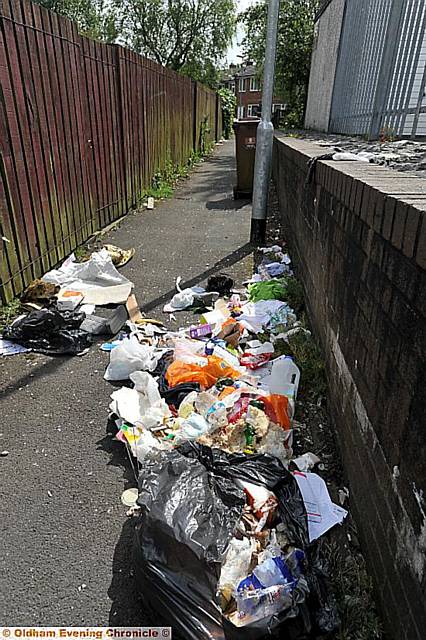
262;394;291;430
166;355;240;390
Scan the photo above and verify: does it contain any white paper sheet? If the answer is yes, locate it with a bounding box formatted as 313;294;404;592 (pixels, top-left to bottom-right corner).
293;470;347;541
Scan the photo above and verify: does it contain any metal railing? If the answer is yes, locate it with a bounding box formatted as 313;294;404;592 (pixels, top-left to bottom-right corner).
329;0;426;138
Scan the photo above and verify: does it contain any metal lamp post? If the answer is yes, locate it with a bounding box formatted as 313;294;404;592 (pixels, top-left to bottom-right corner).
250;0;281;245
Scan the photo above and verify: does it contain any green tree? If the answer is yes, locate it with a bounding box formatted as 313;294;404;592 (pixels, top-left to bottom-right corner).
240;0;318;127
114;0;236;86
33;0;118;41
218;87;236;139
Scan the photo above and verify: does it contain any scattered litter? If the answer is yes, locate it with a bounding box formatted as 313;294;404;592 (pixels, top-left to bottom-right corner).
21;279;60;305
338;487;350;505
42;249;133;305
163;277;215;313
293;470;347;542
133;445;340;638
121;487;139;507
103;244;135;268
104;335;161;380
56;289;84;311
126;293;143;323
80;304;96;315
0;339;30;356
238;299;287;333
147;196;155;209
3;306;92;356
9;240;351;635
100;337;125;352
248;279;287;302
80;305;127;336
206;273;234;296
292;451;320;472
200;298;231;326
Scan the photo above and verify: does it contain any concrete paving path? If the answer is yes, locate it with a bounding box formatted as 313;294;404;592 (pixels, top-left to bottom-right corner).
0;140;254;625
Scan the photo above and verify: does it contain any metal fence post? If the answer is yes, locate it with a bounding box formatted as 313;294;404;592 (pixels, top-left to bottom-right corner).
411;61;426;138
369;0;405;139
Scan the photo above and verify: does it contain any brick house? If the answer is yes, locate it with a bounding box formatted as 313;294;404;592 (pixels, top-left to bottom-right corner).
221;63;286;120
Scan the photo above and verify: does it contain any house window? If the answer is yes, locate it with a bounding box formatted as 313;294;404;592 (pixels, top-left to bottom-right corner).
247;104;260;117
238;77;246;93
273;103;286;112
249;76;260;91
237;105;245;119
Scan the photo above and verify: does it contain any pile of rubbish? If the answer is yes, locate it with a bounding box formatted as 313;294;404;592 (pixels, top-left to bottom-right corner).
1;245;137;356
2;242;348;638
102;245;346;638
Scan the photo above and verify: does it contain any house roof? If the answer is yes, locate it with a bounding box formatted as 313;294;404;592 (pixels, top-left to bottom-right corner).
235;64;257;78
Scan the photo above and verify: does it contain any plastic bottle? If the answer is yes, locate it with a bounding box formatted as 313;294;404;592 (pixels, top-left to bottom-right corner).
253;559;285;588
206;401;228;429
268;356;300;399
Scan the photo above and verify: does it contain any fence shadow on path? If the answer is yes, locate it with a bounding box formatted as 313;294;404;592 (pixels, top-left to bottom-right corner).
97;421;146;624
205;197;250;211
141;241;254;314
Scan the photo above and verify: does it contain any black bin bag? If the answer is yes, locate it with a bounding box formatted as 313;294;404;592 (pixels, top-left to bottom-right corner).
133;448;244;640
133;443;339;640
4;305;92;355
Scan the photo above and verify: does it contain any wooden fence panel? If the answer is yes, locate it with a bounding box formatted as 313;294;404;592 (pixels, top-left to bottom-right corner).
80;38;126;231
194;83;218;151
0;0;221;304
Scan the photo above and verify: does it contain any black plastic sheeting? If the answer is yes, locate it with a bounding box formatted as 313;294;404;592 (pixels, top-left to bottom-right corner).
3;305;92;355
133;443;340;640
206;273;234;297
161;382;201;408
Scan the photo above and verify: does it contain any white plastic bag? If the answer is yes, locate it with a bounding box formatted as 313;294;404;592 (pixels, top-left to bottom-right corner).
109;371;170;428
104;335;160;381
173;336;206;364
219;537;253;593
134;429;172;463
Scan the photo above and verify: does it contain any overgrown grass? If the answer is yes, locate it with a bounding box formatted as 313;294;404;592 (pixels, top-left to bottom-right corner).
324;538;383;640
286;322;327;399
283;276;305;315
140;145;214;203
0;298;22;332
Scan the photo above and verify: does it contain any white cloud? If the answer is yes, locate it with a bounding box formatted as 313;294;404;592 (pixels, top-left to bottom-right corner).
226;0;261;65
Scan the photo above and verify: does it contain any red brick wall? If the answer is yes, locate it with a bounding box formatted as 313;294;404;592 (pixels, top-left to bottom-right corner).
272;134;426;640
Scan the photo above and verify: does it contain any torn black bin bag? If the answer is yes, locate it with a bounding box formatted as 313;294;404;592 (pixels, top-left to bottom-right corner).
3;305;92;355
161;382;201;408
206;273;234;296
132;445;332;640
133;448;244;640
180;442;340;635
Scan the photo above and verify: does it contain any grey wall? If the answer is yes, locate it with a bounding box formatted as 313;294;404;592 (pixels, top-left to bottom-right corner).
304;0;345;131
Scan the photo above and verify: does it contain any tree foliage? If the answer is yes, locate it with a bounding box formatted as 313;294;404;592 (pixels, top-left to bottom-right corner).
33;1;118;41
240;0;318;127
114;0;236;86
218;87;236;139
